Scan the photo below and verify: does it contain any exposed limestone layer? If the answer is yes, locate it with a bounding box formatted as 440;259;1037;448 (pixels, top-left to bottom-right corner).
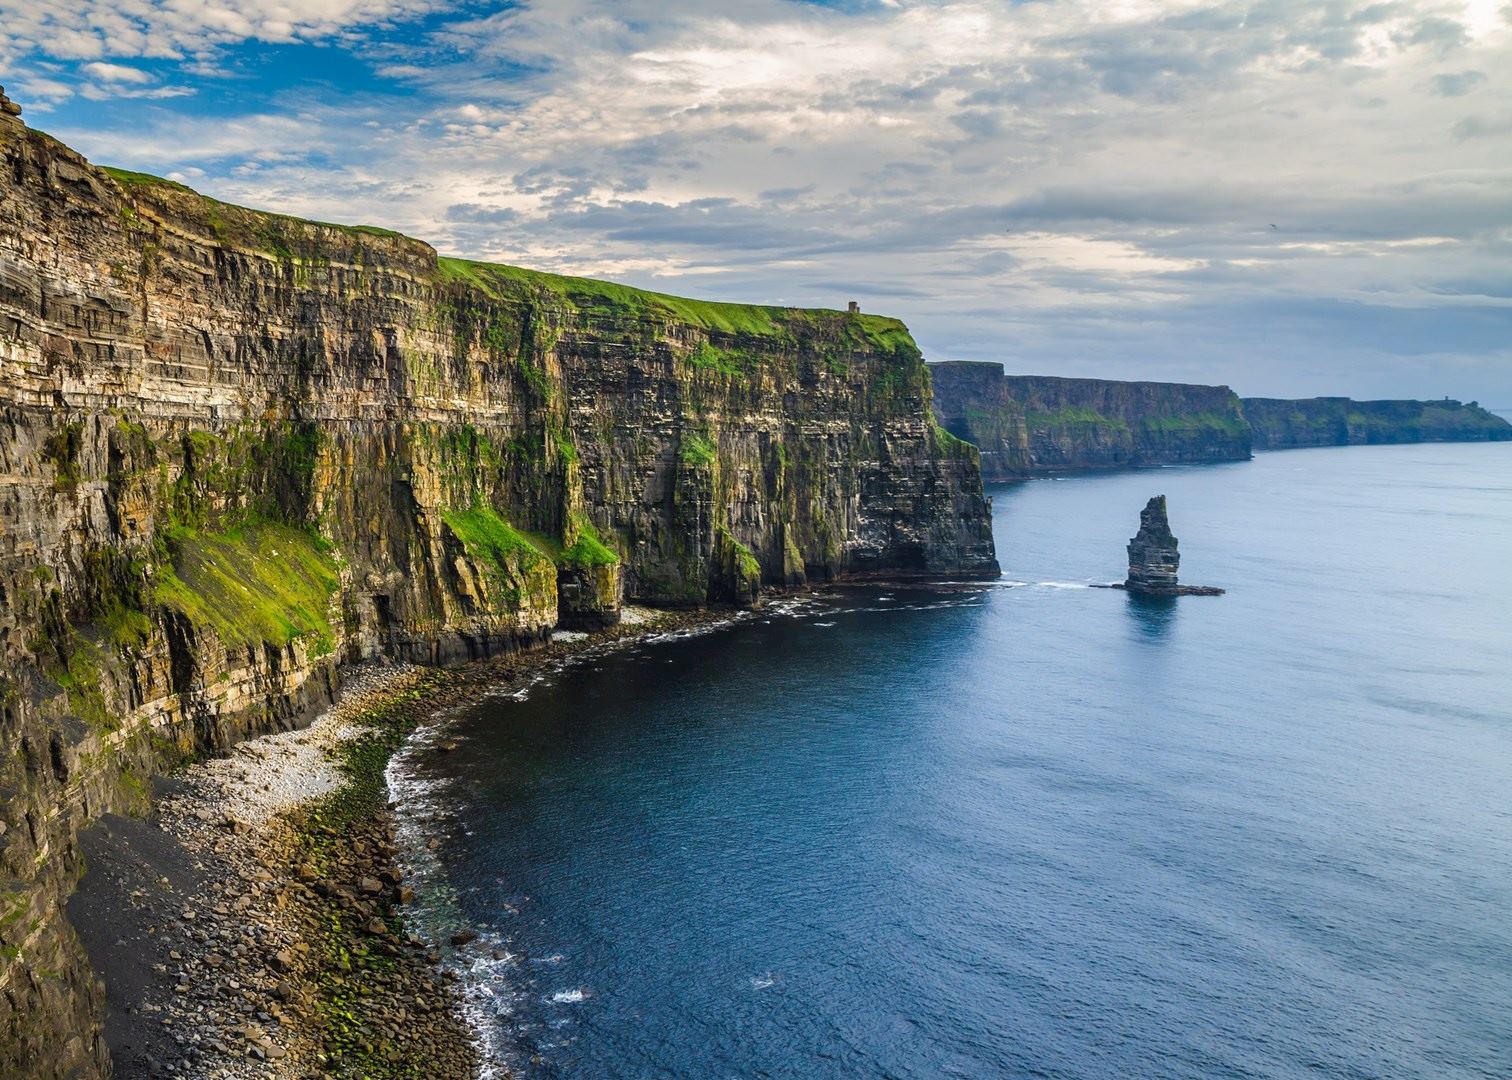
1241;397;1512;449
930;362;1251;480
0;114;996;1076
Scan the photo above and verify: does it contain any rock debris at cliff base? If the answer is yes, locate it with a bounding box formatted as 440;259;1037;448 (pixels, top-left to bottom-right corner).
68;607;723;1079
71;663;480;1080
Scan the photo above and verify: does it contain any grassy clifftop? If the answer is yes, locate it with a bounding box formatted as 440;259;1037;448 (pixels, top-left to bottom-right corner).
99;164;919;359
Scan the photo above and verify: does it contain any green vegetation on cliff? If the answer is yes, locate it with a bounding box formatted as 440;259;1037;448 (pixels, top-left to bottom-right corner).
153;520;341;656
1027;406;1129;431
441;507;552;569
99;162;922;363
679;433;718;468
561;516;619;569
102;166;404;247
437;256;917;355
1242;396;1512;448
1140;411;1251;437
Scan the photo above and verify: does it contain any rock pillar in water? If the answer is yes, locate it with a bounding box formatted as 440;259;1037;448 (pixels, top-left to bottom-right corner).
1126;495;1180;595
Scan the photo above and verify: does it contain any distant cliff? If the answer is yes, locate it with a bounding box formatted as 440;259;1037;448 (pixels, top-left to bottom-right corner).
0;113;996;1076
931;362;1512;480
930;362;1251;480
1242;397;1512;449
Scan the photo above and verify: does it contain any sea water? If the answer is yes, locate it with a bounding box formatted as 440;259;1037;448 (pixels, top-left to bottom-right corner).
391;441;1512;1079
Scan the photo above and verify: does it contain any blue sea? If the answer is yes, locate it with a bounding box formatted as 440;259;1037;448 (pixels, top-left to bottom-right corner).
390;441;1512;1079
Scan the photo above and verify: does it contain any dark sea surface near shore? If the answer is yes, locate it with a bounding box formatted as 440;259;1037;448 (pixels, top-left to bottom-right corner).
392;442;1512;1079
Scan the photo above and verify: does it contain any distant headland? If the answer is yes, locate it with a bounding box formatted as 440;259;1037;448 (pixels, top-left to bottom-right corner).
930;361;1512;482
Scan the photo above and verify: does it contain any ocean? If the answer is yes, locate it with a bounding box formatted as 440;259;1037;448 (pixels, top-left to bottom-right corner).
389;440;1512;1079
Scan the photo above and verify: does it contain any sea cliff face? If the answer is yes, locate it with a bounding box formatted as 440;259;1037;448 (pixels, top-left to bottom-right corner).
0;113;996;1076
932;362;1512;479
1242;397;1512;449
930;362;1251;480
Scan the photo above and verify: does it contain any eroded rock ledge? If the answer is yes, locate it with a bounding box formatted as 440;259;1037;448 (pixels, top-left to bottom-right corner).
0;108;996;1077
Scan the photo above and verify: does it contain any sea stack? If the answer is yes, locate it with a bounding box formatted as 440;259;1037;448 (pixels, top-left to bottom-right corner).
1126;496;1180;593
1123;496;1224;596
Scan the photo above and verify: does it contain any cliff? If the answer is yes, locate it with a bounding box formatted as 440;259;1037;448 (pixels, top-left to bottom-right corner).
0;112;996;1076
931;362;1512;479
1242;397;1512;449
930;362;1251;480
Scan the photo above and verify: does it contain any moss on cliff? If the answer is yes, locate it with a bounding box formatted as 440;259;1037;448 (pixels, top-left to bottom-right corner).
436;256;915;354
561;515;619;569
1139;411;1250;436
441;507;549;568
679;433;718;468
1028;405;1128;431
153;520;341;656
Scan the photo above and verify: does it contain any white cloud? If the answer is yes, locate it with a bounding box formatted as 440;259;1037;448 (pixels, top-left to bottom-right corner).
31;0;1512;398
0;0;454;62
82;61;154;84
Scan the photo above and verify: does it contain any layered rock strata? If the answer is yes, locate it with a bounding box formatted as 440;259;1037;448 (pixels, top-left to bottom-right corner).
0;111;997;1077
930;362;1251;480
1119;496;1223;597
1125;496;1181;593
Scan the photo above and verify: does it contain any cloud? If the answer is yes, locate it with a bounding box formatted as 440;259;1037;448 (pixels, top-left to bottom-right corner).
0;0;454;62
1432;69;1487;94
82;61;153;84
1452;111;1512;137
24;0;1512;400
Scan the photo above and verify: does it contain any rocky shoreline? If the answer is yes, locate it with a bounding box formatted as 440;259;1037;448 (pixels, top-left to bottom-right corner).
72;607;727;1079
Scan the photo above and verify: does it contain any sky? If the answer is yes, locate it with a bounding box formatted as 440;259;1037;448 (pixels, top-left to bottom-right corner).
3;1;1511;402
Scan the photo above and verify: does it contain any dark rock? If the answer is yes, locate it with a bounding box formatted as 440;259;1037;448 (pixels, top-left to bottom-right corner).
1126;496;1180;593
448;930;478;947
1118;496;1224;597
929;363;1251;480
932;365;1512;479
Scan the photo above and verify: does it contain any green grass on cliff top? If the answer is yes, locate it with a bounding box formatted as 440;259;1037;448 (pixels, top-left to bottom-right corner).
437;256;914;352
94;163;915;354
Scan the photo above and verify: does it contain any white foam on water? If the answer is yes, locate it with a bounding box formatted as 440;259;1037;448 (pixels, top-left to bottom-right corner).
387;721;525;1079
377;599;876;1076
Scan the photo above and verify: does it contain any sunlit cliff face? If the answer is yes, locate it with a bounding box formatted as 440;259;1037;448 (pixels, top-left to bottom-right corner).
7;0;1512;399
